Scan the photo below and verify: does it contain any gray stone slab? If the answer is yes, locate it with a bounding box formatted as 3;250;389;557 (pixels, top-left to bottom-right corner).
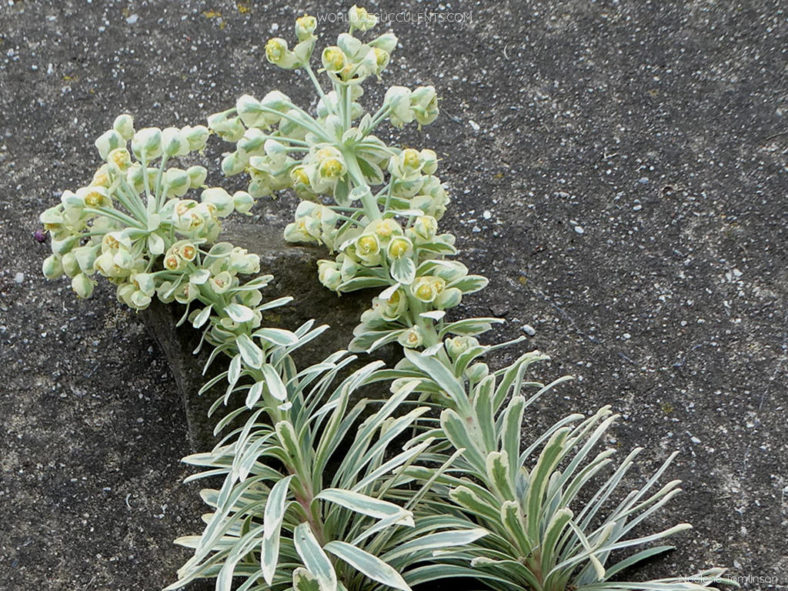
140;226;398;452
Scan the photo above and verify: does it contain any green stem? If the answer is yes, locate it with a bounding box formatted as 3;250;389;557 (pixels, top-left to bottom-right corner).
140;154;154;210
154;154;169;210
333;213;365;226
363;104;392;136
382;180;393;213
114;180;148;223
83;207;146;229
270;135;311;147
343;152;380;221
344;84;353;130
257;104;327;141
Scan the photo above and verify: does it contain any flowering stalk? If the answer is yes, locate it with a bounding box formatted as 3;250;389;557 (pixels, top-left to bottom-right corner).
209;10;476;361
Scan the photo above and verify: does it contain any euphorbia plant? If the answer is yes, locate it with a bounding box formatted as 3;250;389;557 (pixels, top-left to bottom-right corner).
206;7;734;591
39;6;735;591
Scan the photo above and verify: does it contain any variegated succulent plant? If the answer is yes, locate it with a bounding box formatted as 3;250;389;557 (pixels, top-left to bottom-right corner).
39;6;734;591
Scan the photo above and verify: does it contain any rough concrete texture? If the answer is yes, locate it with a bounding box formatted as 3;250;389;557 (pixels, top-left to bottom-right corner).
0;1;785;590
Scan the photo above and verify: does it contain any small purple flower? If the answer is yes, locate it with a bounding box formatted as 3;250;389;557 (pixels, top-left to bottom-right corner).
34;229;47;243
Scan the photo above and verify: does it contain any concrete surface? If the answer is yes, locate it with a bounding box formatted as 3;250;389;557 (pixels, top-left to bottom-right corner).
0;1;785;590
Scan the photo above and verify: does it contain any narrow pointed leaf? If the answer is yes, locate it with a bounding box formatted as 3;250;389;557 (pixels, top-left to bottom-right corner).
254;327;300;346
383;528;488;561
192;305;213;329
405;349;471;414
324;541;410;591
261;475;294;584
236;333;264;369
316;489;413;525
245;381;264;408
294;523;337;591
262;364;288;401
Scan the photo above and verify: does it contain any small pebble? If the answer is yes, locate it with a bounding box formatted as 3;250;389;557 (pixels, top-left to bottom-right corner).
574;225;584;234
14;272;24;284
482;210;491;219
468;120;480;132
491;304;509;317
638;177;650;184
522;324;536;336
126;14;139;24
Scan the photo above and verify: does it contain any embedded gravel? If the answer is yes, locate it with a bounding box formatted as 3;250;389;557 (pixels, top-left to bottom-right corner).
0;1;785;590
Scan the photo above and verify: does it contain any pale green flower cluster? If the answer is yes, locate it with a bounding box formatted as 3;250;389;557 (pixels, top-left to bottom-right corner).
208;10;482;354
39;114;262;328
39;114;305;423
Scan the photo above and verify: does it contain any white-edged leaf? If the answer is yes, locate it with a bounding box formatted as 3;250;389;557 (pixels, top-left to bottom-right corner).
147;213;161;231
390;256;416;285
391;208;424;217
448;274;488;294
339;276;391;291
147;232;165;255
379;283;400;301
236;333;264;369
261;475;293;585
383;528;488;561
292;567;320;591
225;303;255;323
404;349;471;414
191;305;213;329
439;317;504;338
258;296;294;311
208;242;234;257
422;342;444;356
349;185;372;202
261;364;288;401
189;268;211;285
316;489;413;525
228;354;242;385
293;523;337;591
324;541;410;591
420;310;445;321
217;524;265;590
245;381;264;408
254;327;299;346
